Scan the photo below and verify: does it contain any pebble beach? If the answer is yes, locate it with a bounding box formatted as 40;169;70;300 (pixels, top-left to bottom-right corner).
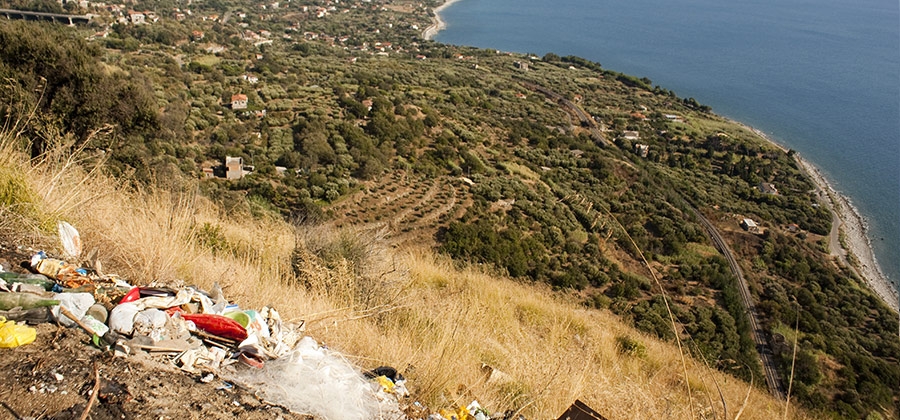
746;123;898;313
796;157;899;313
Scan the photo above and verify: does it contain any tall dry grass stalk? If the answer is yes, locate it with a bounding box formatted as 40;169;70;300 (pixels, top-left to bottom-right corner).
0;131;810;419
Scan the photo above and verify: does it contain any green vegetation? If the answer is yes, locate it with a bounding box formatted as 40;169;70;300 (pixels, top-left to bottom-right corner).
616;335;648;358
0;0;896;416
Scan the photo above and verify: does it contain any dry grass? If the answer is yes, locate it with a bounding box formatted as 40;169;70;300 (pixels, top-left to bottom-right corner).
0;131;811;419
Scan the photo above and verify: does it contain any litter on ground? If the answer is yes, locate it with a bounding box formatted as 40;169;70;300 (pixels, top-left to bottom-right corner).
0;223;606;420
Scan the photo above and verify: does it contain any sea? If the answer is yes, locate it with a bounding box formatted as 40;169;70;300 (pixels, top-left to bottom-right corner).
434;0;900;294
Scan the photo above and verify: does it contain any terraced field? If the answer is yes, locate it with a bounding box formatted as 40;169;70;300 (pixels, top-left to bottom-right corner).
326;171;474;246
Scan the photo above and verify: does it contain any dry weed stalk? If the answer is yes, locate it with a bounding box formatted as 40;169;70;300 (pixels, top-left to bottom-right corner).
783;302;801;420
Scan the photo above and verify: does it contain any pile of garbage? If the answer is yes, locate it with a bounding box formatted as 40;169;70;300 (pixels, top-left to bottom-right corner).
0;222;412;419
1;223;602;420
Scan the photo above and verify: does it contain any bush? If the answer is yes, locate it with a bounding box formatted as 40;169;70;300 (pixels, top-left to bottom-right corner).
616;335;647;358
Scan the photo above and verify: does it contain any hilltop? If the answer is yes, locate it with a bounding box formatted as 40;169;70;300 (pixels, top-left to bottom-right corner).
0;0;898;417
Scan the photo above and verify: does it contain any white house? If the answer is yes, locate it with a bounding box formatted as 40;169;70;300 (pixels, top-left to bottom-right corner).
231;94;248;110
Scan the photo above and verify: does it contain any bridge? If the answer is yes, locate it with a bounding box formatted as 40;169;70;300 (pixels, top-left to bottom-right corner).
0;8;92;25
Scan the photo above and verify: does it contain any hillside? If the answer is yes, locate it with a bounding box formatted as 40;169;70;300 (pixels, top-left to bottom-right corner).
0;133;802;419
0;0;898;417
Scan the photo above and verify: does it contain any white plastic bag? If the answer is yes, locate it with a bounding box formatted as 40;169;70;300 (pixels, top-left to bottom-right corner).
57;221;82;260
51;292;95;328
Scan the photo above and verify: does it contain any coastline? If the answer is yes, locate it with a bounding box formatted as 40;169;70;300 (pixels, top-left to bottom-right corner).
422;0;461;40
745;124;899;313
423;0;897;312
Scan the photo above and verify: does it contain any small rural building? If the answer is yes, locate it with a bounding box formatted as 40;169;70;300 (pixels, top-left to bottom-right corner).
225;156;245;180
231;94;248;110
634;143;649;158
205;44;225;54
741;218;760;233
623;130;640;140
514;60;529;71
128;11;145;24
663;114;684;123
759;182;778;195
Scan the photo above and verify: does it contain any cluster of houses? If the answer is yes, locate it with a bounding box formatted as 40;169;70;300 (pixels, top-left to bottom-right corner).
739;181;789;234
242;30;273;47
297;29;421;58
79;0;429;62
125;10;157;25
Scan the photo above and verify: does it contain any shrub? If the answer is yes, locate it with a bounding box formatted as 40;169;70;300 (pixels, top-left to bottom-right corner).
616;335;647;358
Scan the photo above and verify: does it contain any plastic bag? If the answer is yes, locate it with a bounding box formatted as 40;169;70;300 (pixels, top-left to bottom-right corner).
0;316;37;348
58;221;82;260
51;292;95;328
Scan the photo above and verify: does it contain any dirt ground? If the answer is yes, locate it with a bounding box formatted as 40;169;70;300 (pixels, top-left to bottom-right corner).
0;241;316;419
0;323;313;420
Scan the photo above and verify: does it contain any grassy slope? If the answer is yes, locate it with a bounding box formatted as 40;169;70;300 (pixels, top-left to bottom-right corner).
2;4;897;416
0;132;807;419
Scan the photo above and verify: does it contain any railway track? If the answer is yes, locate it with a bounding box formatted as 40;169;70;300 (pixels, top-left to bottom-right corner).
691;208;786;400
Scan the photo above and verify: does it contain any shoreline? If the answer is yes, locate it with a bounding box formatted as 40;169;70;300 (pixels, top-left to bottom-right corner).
422;0;461;40
420;0;898;312
743;123;899;313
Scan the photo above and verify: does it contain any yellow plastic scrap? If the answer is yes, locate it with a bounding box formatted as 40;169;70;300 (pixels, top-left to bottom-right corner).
0;316;37;348
376;375;396;393
437;406;470;420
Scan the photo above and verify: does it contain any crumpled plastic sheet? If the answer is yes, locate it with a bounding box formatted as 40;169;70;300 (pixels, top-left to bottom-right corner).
234;336;403;420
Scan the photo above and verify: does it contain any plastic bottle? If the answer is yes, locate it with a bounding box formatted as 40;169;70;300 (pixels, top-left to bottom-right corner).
0;292;61;311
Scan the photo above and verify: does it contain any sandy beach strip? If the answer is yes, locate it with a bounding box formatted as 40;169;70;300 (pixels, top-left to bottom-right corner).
422;0;462;40
739;123;899;313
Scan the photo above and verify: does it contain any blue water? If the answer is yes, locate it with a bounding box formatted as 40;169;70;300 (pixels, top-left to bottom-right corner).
435;0;900;294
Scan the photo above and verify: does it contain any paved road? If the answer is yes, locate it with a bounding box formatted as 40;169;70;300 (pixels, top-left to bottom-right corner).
691;208;786;400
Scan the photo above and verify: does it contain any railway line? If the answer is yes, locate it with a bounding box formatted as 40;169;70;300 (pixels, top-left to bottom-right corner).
691;208;786;400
